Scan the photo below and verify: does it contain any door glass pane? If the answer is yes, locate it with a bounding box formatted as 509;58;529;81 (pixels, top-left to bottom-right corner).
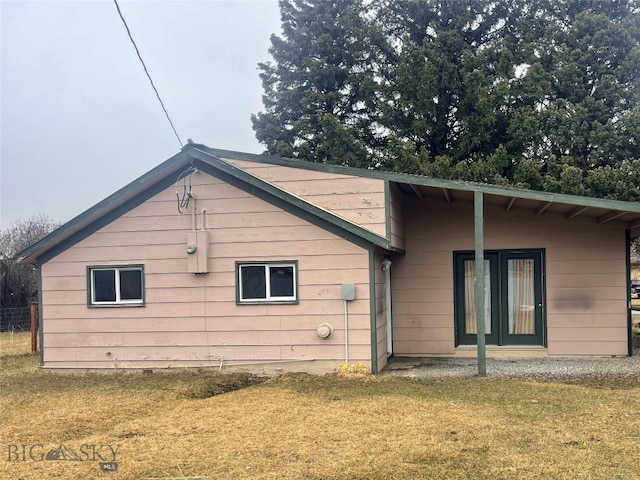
463;259;491;335
507;259;535;334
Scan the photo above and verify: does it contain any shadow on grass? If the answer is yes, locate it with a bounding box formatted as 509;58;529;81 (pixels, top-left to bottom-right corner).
0;354;269;401
180;373;268;399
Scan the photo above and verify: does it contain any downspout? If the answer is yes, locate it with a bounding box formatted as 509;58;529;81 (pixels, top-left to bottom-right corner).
382;258;393;357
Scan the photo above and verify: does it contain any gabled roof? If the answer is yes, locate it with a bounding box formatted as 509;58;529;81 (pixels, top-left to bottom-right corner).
17;142;640;264
17;143;397;264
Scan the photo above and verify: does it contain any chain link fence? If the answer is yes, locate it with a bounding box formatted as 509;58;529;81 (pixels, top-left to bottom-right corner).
0;306;32;332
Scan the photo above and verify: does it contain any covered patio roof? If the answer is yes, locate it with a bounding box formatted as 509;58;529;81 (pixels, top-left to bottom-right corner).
393;180;640;235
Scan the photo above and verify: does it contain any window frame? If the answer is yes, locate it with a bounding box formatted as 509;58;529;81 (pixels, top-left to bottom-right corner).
235;261;298;305
453;249;546;347
87;264;145;307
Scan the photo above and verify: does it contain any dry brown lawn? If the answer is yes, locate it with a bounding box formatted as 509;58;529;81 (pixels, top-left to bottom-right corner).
0;330;32;357
1;332;640;480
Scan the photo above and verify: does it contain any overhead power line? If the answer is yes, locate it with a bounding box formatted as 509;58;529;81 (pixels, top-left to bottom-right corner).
113;0;184;147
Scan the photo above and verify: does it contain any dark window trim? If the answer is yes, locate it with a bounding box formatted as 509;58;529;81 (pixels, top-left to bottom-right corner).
235;260;299;305
453;249;546;347
86;264;145;308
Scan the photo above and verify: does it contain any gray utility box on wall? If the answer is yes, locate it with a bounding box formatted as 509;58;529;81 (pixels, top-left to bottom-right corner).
341;283;356;301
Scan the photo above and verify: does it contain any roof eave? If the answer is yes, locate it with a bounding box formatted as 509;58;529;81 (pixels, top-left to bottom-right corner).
199;145;640;216
16;150;193;264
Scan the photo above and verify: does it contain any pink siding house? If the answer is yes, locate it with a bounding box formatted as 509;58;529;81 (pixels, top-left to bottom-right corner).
17;143;640;373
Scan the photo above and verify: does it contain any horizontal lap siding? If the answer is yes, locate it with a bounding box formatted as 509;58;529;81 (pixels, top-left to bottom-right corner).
224;158;387;239
393;195;456;356
392;196;628;357
41;172;372;371
389;183;405;250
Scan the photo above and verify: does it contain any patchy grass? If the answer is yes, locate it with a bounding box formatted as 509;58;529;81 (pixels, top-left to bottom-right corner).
0;331;32;357
1;352;640;479
335;362;370;378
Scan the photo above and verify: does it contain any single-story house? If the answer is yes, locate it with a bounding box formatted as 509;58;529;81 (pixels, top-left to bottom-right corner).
632;250;640;313
17;143;640;374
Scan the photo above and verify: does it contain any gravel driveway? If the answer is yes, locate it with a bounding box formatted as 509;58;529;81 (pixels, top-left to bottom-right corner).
384;355;640;383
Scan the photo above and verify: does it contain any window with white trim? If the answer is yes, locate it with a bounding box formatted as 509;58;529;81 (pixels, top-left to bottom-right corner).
236;261;297;304
88;265;144;306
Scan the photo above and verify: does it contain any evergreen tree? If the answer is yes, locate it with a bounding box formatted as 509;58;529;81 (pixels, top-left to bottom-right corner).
253;0;640;200
378;0;525;170
251;0;388;167
511;0;640;195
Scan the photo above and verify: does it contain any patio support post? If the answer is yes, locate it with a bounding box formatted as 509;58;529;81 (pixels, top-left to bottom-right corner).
474;191;487;377
626;228;632;356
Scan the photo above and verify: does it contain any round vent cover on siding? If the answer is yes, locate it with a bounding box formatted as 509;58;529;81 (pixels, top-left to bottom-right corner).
316;323;334;339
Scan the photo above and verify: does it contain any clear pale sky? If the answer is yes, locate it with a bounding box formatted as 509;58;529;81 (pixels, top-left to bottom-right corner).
0;0;281;229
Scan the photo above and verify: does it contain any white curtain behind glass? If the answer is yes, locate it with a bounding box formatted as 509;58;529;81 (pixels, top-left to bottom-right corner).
507;259;535;334
464;259;491;335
